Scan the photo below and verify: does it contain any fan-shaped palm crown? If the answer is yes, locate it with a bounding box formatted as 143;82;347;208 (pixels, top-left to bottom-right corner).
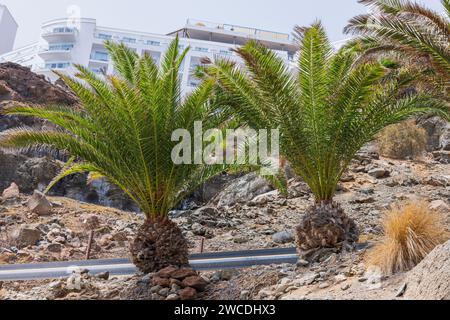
0;37;227;219
200;22;449;202
344;0;450;77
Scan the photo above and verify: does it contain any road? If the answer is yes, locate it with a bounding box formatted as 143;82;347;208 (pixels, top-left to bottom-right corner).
0;247;298;281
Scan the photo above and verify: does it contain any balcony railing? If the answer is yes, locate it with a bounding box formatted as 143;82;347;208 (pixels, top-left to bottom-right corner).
42;27;77;37
186;19;291;42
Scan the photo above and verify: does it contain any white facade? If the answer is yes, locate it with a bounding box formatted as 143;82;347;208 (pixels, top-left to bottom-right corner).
0;4;18;55
0;17;297;93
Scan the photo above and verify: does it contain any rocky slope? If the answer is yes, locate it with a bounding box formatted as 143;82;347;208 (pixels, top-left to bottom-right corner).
0;63;141;211
0;151;448;300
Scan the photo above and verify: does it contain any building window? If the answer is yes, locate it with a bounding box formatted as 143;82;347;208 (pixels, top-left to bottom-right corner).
219;50;232;56
52;27;74;33
188;75;201;87
194;47;208;53
122;37;136;44
90;66;107;74
91;51;109;62
146;40;160;46
97;33;112;40
143;50;161;64
45;62;70;69
48;43;74;51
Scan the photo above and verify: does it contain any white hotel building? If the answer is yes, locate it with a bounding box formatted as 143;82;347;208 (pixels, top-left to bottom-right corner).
0;17;298;93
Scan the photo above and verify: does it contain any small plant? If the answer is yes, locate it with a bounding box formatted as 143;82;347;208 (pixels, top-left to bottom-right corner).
377;120;427;159
367;201;449;274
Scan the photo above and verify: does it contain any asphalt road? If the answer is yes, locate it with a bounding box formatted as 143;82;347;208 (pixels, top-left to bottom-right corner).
0;247;298;281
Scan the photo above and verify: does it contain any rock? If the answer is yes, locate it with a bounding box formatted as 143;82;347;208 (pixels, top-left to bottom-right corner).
404;240;450;300
211;269;238;282
111;231;128;242
27;190;52;216
296;259;309;267
191;223;206;236
429;200;449;212
353;196;375;204
182;276;208;292
179;287;197;300
298;273;319;286
240;290;250;300
209;173;273;208
272;231;294;244
395;283;407;298
158;287;170;297
47;243;62;253
0;252;15;264
233;236;248;244
249;190;279;206
152;276;170;288
334;274;347;283
341;283;351;291
81;214;100;230
171;283;181;292
170;278;182;287
10;225;42;248
66;273;83;291
98;234;113;247
2;182;19;200
318;282;330;289
170;268;197;280
53;236;66;244
423;175;449;187
156;266;179;279
150;285;162;293
192;173;241;203
368;168;388;179
166;294;180;301
419;116;450;151
340;174;355;182
0;62;78;106
97;272;110;280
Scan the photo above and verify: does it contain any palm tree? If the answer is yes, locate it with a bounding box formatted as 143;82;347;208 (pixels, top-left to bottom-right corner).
0;38;228;273
344;0;449;96
199;22;449;253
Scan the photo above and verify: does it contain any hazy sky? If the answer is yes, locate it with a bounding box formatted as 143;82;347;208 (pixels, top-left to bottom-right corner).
1;0;444;49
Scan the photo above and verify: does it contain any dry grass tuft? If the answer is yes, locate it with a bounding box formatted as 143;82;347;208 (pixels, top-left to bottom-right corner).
367;201;449;274
377;120;427;160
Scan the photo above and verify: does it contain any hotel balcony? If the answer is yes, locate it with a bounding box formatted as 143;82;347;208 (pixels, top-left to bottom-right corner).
169;19;297;55
42;27;77;43
38;47;73;61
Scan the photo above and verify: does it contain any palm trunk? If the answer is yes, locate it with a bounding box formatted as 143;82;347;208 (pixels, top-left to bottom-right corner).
296;201;359;253
130;216;189;273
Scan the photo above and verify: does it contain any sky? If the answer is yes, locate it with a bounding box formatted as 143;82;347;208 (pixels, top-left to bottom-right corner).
1;0;444;49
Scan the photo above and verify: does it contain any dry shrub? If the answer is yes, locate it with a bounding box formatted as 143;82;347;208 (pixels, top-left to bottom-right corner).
377;120;427;159
367;201;449;274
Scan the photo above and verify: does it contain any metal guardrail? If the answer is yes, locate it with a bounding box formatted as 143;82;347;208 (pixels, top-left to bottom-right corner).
0;247;298;281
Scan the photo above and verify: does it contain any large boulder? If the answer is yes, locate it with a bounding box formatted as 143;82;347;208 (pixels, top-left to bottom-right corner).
0;62;78;106
209;173;273;208
10;225;43;248
1;182;19;200
418;117;450;152
403;240;450;300
27;190;52;216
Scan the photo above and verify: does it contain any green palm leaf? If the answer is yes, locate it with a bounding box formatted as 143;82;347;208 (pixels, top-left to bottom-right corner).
200;22;449;202
0;37;234;219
